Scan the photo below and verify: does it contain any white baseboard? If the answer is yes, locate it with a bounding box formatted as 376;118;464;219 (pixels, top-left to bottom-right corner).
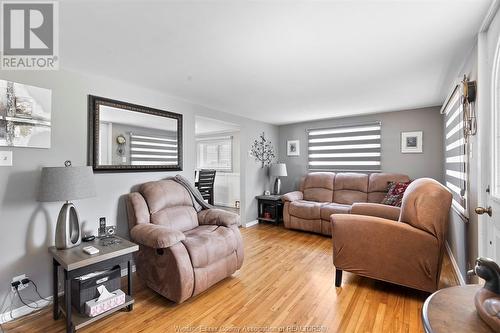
0;294;52;324
242;220;259;228
445;241;466;286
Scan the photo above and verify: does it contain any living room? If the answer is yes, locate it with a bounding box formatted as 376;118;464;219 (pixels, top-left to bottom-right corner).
0;1;499;332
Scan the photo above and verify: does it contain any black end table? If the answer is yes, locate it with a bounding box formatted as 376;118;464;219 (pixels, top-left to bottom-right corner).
256;195;283;224
49;236;138;333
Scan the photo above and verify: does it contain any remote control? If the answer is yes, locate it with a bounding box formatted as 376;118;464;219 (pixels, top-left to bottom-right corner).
83;246;99;255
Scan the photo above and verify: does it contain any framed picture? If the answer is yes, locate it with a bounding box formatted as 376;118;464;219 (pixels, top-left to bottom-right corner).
401;131;423;153
287;139;300;156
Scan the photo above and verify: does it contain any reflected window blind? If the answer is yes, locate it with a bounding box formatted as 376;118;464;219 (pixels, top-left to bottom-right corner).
443;90;468;219
130;133;178;166
308;122;381;172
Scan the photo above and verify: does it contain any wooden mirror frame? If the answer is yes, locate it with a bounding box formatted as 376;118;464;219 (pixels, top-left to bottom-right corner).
88;95;183;172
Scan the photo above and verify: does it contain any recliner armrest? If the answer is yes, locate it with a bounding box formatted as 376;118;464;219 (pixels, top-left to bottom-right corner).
130;224;185;249
198;209;240;227
350;203;401;221
281;191;303;202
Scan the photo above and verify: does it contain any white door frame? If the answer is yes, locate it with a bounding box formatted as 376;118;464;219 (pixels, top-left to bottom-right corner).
477;31;489;258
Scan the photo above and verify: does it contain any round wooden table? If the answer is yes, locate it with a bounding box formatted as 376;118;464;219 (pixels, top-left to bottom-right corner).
422;284;494;333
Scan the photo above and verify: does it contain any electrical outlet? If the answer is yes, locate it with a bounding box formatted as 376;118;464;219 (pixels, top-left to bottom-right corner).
11;274;28;291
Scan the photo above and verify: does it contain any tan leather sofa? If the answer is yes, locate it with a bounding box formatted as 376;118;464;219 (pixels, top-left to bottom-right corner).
332;178;452;292
282;172;410;235
126;179;244;303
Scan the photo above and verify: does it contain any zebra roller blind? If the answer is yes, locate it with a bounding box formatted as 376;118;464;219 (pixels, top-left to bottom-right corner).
308;122;381;172
130;133;178;166
443;89;468;219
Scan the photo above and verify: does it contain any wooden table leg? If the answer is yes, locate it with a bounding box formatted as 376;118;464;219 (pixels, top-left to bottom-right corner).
64;270;73;333
53;259;59;320
127;260;133;311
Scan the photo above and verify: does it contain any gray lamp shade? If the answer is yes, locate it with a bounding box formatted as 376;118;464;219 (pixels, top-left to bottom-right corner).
270;163;287;177
38;166;97;202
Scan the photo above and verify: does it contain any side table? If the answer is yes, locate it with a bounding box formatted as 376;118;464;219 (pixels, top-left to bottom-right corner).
49;236;139;333
422;284;493;333
256;195;283;224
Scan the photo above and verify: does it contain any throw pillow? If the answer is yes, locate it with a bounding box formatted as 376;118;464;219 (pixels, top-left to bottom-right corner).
381;181;412;207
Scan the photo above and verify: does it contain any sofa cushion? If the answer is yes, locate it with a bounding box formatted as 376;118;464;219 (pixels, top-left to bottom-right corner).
182;226;238;268
303;172;335;202
288;200;324;219
333;173;368;205
368;173;411;203
320;203;351;220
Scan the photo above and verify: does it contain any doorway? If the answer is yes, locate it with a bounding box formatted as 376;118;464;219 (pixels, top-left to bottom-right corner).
195;116;241;214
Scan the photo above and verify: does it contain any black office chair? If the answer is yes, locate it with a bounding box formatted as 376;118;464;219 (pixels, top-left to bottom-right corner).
196;169;216;205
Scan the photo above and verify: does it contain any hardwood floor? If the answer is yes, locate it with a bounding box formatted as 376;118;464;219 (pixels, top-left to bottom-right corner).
4;224;458;333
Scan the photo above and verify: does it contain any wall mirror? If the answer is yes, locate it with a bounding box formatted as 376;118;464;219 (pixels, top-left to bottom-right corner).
88;95;183;172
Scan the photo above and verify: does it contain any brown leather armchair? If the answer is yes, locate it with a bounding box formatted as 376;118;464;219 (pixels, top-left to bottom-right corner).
332;178;452;293
126;179;244;303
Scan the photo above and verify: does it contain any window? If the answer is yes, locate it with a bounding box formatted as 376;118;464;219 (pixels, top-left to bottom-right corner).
197;136;232;171
442;88;468;219
307;122;381;172
130;133;178;166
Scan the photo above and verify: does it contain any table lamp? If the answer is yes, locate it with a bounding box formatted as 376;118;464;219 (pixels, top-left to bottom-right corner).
38;161;96;249
270;163;287;195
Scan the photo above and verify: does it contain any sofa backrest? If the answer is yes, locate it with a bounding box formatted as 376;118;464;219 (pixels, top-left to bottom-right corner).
333;173;368;205
302;172;335;202
367;173;411;203
298;172;411;205
133;179;198;232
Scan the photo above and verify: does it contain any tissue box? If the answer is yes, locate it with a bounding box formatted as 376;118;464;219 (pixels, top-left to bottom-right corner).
84;289;126;317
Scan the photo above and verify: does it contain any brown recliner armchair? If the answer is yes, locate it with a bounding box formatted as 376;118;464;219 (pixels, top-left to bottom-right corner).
126;179;244;303
332;178;452;293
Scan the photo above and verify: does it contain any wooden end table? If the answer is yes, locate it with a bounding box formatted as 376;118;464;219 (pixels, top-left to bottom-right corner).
256;195;283;224
49;236;139;333
422;284;494;333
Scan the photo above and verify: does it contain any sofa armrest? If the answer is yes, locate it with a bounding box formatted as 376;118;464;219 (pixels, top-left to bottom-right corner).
198;209;240;227
282;191;303;202
350;203;401;221
130;224;185;249
331;214;440;291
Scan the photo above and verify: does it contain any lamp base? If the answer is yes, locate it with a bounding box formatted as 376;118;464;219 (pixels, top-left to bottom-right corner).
273;178;282;195
55;202;81;249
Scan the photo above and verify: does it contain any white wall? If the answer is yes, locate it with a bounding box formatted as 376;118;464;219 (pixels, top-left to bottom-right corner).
0;69;278;311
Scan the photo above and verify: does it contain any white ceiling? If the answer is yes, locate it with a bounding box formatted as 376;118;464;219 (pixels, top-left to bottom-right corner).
60;0;493;125
195;116;240;135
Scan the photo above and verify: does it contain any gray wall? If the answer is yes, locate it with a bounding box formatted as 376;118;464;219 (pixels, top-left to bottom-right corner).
0;69;278;311
278;107;444;193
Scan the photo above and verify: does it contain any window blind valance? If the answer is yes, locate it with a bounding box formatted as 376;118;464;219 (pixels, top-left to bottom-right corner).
307;122;381;172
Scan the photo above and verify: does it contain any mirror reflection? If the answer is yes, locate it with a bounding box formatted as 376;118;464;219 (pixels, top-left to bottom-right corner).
89;96;183;171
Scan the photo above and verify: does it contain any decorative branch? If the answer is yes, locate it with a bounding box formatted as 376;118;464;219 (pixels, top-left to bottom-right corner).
250;132;276;168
